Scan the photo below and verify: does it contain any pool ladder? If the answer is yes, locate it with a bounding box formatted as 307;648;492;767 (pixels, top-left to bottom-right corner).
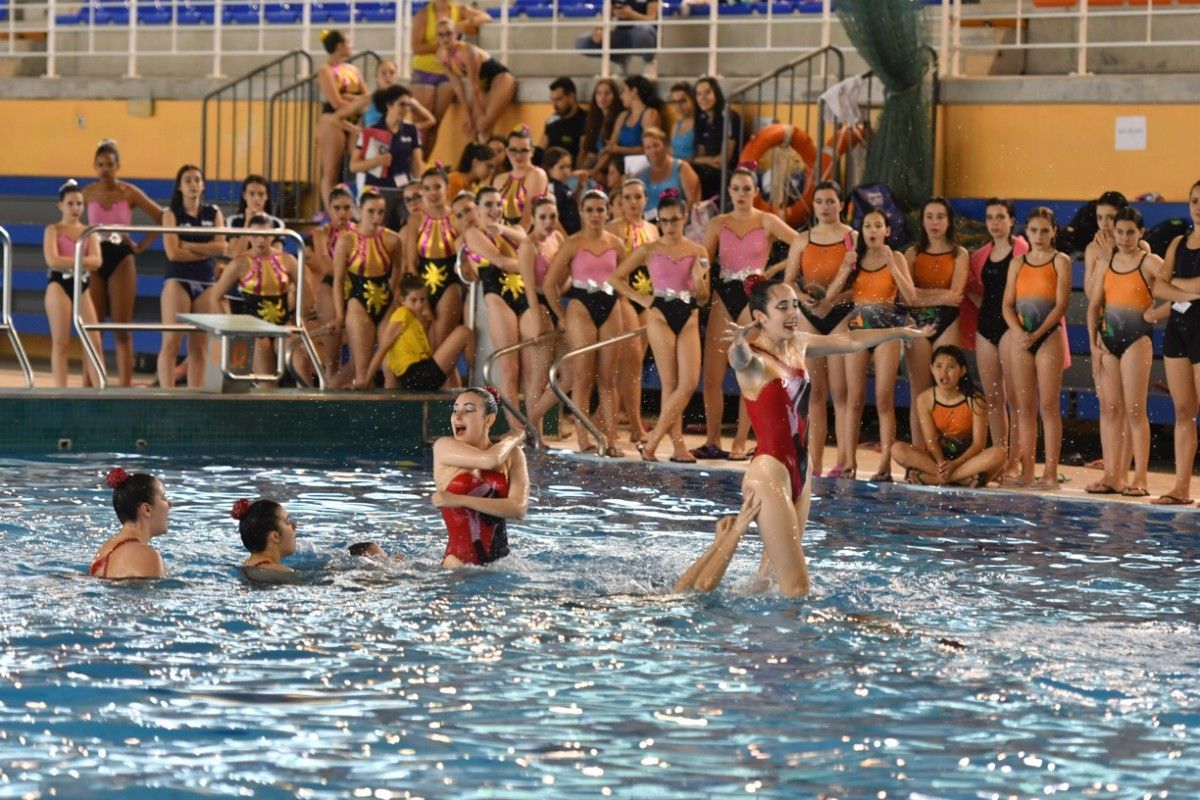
548;326;647;454
0;227;35;388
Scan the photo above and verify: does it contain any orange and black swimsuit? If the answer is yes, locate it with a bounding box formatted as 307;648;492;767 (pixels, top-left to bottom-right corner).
1013;255;1060;353
88;537;140;578
343;229;394;324
910;251;959;340
931;396;973;459
1099;253;1152;359
799;239;852;335
847;259;902;332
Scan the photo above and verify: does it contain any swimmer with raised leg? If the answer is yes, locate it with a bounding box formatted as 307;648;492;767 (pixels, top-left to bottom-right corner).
233;498;298;575
431;387;529;568
88;468;171;580
675;278;929;597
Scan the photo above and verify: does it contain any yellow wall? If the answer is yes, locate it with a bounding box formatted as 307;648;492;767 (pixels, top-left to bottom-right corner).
2;98;1195;202
941;103;1200;202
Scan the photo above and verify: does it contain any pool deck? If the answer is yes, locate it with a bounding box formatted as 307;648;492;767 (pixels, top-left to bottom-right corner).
2;366;1195;510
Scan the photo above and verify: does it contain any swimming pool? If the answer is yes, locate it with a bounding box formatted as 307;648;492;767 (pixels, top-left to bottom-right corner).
1;454;1197;798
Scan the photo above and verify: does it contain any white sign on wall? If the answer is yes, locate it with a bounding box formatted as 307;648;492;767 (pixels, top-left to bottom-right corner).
1115;116;1147;151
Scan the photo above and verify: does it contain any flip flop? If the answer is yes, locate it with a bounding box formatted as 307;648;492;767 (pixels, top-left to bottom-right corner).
603;446;626;458
1151;494;1194;506
635;442;657;462
690;444;730;460
1086;484;1120;495
726;452;751;462
823;464;846;478
1121;487;1149;497
868;471;894;483
670;456;697;464
580;445;599;455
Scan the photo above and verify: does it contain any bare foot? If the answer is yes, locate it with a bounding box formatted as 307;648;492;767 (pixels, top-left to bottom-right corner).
1034;476;1060;490
1000;474;1034;488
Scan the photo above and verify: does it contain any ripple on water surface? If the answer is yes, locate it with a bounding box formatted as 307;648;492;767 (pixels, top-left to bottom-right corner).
0;454;1197;798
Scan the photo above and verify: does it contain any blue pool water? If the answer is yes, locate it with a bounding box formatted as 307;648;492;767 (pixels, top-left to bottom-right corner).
1;453;1198;798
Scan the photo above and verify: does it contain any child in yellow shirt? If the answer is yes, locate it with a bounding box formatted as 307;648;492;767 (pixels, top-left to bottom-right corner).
360;275;473;389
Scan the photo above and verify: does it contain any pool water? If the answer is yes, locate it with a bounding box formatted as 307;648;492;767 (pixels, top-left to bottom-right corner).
1;454;1197;798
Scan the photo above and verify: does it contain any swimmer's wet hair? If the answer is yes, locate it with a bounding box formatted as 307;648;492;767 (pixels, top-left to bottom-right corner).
746;276;786;318
348;541;377;556
461;386;499;416
108;468;159;524
236;498;284;553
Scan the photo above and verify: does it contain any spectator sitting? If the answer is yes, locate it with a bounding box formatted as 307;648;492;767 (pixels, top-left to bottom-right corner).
606;76;665;162
635;127;700;220
692;76;744;201
574;0;660;79
543;146;582;234
448;142;496;199
349;85;434;230
538;77;589;161
669;81;697;160
578;78;624;180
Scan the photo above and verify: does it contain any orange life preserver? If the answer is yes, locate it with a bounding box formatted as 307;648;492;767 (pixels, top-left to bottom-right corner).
739;124;817;227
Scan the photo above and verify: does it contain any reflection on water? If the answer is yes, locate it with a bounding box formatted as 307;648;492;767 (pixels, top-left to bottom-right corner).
0;453;1197;798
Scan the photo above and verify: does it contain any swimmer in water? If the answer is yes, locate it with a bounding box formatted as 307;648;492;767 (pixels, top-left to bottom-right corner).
431;387;529;568
233;498;297;574
88;468;171;580
675;277;929;597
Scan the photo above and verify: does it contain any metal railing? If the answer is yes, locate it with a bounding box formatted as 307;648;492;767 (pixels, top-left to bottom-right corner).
548;326;646;454
480;330;558;447
0;227;35;389
71;225;324;390
265;49;380;222
9;1;1200;80
201;50;313;210
720;45;846;213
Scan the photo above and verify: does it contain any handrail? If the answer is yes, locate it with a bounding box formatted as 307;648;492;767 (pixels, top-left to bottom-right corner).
455;245;478;337
720;46;846;217
0;227;35;388
480;330;558;448
548;326;646;454
72;226;324;391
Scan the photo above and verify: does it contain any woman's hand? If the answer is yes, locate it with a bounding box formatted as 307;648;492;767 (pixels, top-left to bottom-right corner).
722;317;762;346
431;490;459;509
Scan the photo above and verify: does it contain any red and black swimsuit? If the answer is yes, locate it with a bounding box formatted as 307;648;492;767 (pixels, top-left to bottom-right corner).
743;344;811;502
441;470;511;565
88;537;140;578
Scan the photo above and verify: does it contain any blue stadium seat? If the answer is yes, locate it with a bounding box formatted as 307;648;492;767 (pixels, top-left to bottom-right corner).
177;1;214;23
55;6;92;23
562;3;598;16
523;5;555;17
793;0;823;11
0;0;8;23
94;1;131;25
485;5;503;17
355;1;395;21
310;1;350;22
753;1;793;13
718;3;753;14
137;1;173;24
263;1;302;22
222;2;261;23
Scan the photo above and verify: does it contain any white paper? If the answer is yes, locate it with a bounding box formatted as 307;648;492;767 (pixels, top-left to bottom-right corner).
1172;301;1192;314
1115;116;1146;151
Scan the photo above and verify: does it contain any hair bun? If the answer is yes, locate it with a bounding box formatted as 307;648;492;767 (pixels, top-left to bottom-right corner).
483;385;502;405
737;160;758;172
743;274;765;295
231;499;252;520
58;179;79;193
106;467;130;489
658;188;680;201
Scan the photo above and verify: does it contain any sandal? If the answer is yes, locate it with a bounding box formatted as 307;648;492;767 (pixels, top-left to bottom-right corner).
726;451;751;462
580;444;599;455
1151;494;1194;506
868;471;894;483
1085;483;1120;495
1121;487;1149;498
603;446;626;458
635;442;657;462
690;444;730;460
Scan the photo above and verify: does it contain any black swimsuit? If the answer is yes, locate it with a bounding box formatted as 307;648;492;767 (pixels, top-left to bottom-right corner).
977;250;1011;347
1163;240;1200;364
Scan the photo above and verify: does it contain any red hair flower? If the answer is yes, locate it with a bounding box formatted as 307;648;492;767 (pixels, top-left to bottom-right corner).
231;499;253;520
483;385;503;406
743;274;766;296
106;467;130;489
659;188;680;201
736;160;759;172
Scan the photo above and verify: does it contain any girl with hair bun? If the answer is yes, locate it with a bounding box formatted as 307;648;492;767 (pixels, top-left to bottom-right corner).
88;468;171;579
234;498;298;574
316;29;367;214
613;189;710;462
82;139;164;387
675;278;927;597
431;387;529;568
44;180;104;387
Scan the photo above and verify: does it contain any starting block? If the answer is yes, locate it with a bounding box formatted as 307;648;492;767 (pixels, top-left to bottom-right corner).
177;313;294;393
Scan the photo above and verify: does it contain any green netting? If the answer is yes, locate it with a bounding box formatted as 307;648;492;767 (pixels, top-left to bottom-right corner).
837;0;933;211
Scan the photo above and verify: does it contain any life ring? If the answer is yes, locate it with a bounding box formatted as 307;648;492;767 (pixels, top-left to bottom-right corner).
739;124;816;227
